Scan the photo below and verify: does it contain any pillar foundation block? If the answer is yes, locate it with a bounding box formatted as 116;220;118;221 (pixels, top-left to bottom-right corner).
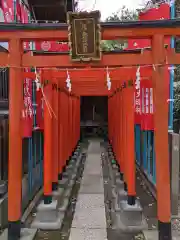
74;150;79;156
115;179;124;189
66;164;74;170
58;198;69;212
68;179;75;188
117;200;145;227
112;188;116;199
63;188;72;198
31;212;63;230
31;200;63;230
117;189;127;202
112;165;118;171
58;177;69;187
52;187;64;197
62;171;71;178
112;212;147;233
75;158;81;167
0;228;37;240
71;173;77;181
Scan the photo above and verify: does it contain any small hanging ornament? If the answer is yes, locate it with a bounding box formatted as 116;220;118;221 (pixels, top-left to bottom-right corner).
66;69;71;92
135;66;140;90
106;67;111;91
34;67;41;91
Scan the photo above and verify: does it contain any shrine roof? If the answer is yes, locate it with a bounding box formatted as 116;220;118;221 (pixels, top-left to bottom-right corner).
0;18;180;31
27;0;75;22
31;49;143;55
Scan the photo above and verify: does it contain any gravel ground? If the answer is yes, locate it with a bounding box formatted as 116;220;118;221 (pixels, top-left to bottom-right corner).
101;143;145;240
25;142;88;240
136;170;180;238
24;139;180;240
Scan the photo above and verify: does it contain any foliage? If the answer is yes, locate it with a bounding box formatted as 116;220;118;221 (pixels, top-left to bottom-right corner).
106;6;138;21
174;84;180;119
101;6;138;51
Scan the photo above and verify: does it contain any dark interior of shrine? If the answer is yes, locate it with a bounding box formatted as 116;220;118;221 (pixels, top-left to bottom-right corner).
80;96;108;138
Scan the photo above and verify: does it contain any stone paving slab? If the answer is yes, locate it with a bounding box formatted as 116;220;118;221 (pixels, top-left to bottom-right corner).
72;208;106;229
87;143;101;154
143;230;179;240
75;194;105;209
70;140;107;240
83;167;102;174
0;228;37;240
81;175;103;186
69;228;108;240
79;180;104;194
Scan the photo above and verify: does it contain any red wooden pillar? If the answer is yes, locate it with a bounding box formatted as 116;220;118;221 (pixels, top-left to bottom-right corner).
108;97;110;142
52;77;59;190
58;91;63;179
78;97;81;142
72;98;76;149
152;35;172;240
70;97;73;156
112;95;115;151
122;82;127;190
74;98;77;148
66;94;69;164
110;97;113;147
8;39;23;239
119;89;124;179
63;93;68;167
116;92;119;164
60;92;67;172
71;97;74;150
116;91;121;168
114;93;117;158
43;79;53;204
126;80;136;205
68;95;72;160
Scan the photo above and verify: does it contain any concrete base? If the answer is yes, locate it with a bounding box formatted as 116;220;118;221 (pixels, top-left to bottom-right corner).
58;198;69;212
117;200;144;227
31;200;63;230
36;200;58;221
69;178;76;186
63;188;72;198
62;171;70;179
115;179;124;189
143;230;179;240
112;210;147;232
66;164;74;171
58;178;69;187
143;230;158;240
31;212;63;230
117;189;127;202
112;165;118;171
112;188;116;199
74;160;81;170
71;173;77;181
52;188;64;197
0;228;37;240
0;196;8;228
69;228;108;240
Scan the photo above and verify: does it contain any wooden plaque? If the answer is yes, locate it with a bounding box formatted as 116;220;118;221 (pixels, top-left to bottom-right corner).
67;11;101;62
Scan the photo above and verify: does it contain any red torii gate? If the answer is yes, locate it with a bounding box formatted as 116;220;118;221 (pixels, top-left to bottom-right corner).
0;20;179;239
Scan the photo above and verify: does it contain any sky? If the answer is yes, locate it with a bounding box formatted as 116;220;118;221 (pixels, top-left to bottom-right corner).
77;0;144;20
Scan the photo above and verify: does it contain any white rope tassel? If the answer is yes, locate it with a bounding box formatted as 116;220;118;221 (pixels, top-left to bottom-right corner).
66;69;71;92
135;66;140;90
34;67;41;91
106;67;111;91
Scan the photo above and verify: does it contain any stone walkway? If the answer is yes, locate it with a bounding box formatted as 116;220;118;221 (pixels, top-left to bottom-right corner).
69;140;108;240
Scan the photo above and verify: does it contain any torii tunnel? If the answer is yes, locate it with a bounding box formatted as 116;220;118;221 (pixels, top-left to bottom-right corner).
1;19;180;240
